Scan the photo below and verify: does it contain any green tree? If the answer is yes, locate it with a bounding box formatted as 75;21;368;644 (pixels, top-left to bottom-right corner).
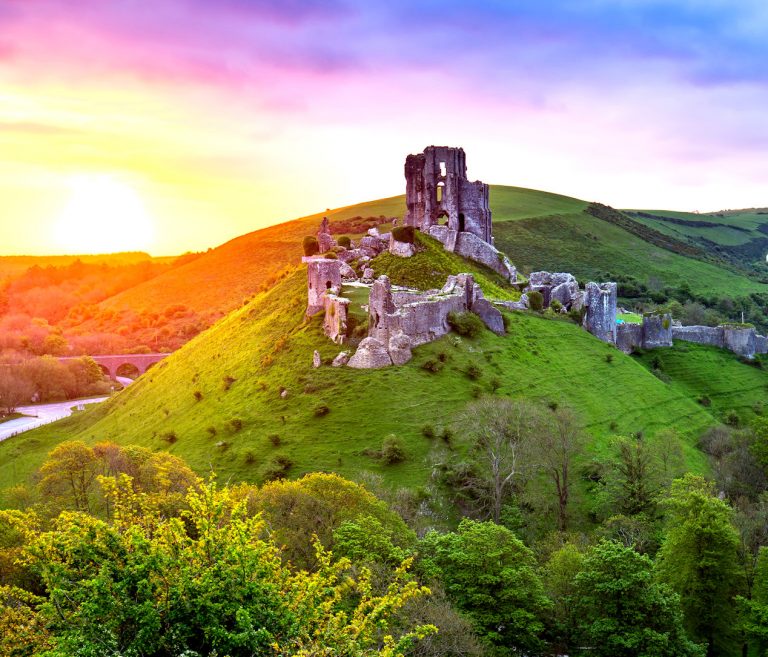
739;547;768;656
0;366;35;414
542;542;585;654
656;475;745;657
38;441;98;512
15;477;434;657
418;519;550;655
575;540;703;657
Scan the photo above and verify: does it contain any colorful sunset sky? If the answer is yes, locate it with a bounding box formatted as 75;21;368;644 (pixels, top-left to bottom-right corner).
1;0;767;255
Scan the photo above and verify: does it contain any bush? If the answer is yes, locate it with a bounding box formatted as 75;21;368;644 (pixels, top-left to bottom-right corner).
206;426;217;437
193;390;203;402
268;434;281;447
337;235;351;249
550;299;563;313
605;353;614;364
422;424;436;439
222;375;237;391
698;395;712;407
243;449;257;465
527;290;544;312
441;428;454;445
447;311;485;338
490;378;502;393
380;435;406;464
303;236;319;257
724;410;740;427
314;403;330;417
324;251;338;260
471;385;483;398
466;363;483;380
162;431;178;444
422;359;443;373
391;225;415;244
264;455;293;481
227;417;244;432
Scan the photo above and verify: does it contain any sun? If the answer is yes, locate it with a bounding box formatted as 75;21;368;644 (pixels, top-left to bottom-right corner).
53;174;155;254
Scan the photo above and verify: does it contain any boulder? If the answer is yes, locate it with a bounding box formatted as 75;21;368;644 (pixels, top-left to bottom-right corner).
498;294;529;311
331;351;350;367
339;262;357;280
388;333;413;365
472;298;505;335
362;267;375;283
389;237;416;258
312;350;321;368
347;337;393;369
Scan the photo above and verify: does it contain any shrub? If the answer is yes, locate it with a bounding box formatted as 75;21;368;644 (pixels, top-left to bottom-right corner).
490;378;502;393
264;455;293;481
268;434;281;447
550;299;563;313
391;225;415;244
314;403;330;417
162;431;177;444
422;359;443;373
609;420;619;431
222;375;237;391
466;363;483;380
206;426;217;437
605;353;614;364
441;428;454;445
422;424;436;439
193;390;203;402
243;449;257;465
527;290;544;312
471;385;483;398
380;435;406;464
303;236;319;257
447;311;485;338
724;410;740;427
437;351;449;363
324;251;338;260
698;395;712;407
337;235;351;249
227;417;244;432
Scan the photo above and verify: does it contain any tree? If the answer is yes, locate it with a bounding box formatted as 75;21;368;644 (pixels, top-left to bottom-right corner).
542;542;585;654
575;540;703;657
418;519;550;655
14;478;434;657
599;435;664;517
457;398;546;523
739;547;768;656
38;441;98;512
533;406;585;531
656;475;745;657
0;366;35;414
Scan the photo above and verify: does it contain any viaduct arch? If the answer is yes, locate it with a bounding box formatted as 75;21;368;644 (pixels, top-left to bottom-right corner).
59;353;170;380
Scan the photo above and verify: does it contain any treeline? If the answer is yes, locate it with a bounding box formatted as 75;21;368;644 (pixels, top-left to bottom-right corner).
4;399;768;656
0;254;206;359
0;356;111;414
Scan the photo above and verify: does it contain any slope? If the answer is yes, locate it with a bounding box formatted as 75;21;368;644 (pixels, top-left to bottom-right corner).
1;265;736;500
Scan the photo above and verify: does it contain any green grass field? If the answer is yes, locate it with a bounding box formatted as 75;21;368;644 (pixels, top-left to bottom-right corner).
6;266;754;503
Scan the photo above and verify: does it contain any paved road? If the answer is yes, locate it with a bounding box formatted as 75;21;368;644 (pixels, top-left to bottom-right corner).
0;397;108;442
0;377;133;443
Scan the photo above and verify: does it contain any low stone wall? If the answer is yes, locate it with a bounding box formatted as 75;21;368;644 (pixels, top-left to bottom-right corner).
616;314;673;353
671;325;724;348
671;324;768;359
616;323;642;354
323;294;349;345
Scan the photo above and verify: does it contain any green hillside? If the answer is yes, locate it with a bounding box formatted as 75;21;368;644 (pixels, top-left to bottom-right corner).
7;262;755;501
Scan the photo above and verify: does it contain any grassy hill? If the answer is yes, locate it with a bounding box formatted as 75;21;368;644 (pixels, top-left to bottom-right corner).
11;260;768;502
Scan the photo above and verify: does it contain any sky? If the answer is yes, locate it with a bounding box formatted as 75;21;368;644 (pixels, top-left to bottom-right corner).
1;0;767;255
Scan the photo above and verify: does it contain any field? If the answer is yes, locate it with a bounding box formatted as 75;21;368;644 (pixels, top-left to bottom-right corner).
6;266;756;502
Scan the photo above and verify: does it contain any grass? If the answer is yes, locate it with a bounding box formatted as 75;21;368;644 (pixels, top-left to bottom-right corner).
634;343;768;425
618;313;643;324
3;267;745;504
372;232;519;300
0;413;24;425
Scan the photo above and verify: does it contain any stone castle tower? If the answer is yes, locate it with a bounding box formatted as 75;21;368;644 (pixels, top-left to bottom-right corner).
404;146;492;244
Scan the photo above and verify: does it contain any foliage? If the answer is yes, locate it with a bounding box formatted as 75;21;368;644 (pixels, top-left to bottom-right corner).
656;475;744;656
447;311;485;338
337;235;352;249
10;479;433;657
392;225;415;244
418;519;550;655
381;435;406;464
574;540;703;657
527;290;544;312
303;235;320;257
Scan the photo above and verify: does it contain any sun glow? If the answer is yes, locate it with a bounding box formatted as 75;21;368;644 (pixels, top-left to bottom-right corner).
53;174;155;254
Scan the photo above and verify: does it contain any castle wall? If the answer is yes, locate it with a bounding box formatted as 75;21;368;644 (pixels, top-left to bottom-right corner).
323;294;349;345
405;146;492;244
583;282;617;344
641;314;673;349
306;258;342;316
671;325;724;348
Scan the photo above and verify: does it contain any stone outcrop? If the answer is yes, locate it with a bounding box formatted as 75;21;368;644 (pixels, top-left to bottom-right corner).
322;294;349;345
583;282;617;344
389;234;417;258
426;225;517;282
306;258;342;316
388;333;413;365
331;351;350;367
405;146;492;243
347;337;393;369
525;272;583;311
317;217;335;254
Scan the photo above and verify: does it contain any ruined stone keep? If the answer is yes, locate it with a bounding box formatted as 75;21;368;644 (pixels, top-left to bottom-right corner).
405;146;492;243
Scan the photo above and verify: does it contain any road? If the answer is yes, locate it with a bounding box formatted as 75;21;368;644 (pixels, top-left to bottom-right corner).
0;377;133;443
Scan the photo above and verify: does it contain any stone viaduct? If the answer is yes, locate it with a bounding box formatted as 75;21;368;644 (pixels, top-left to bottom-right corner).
59;353;170;380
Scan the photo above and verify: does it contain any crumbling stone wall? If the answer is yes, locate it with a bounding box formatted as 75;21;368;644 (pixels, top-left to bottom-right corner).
723;326;757;358
323;294;349;345
306;258;342;316
671;325;724;348
583;282;617;344
405;146;492;244
427;225;517;282
525;271;583;311
317;217;336;254
616;313;673;353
